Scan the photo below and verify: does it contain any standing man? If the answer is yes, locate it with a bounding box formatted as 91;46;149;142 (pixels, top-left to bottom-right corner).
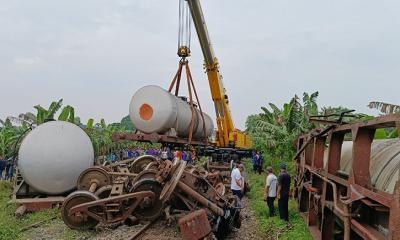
0;156;6;180
128;149;134;159
230;161;243;199
257;152;264;174
119;150;124;160
6;158;14;181
264;166;277;217
161;147;168;160
252;152;259;173
5;159;12;180
182;151;187;162
167;149;173;161
277;163;291;221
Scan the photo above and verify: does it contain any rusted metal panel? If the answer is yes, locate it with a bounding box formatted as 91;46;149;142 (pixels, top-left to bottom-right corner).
326;132;344;175
178;209;211;240
313;136;326;169
14;197;65;212
351;127;375;188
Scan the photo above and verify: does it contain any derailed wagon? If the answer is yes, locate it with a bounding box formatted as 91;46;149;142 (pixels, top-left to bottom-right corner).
294;113;400;240
61;155;241;239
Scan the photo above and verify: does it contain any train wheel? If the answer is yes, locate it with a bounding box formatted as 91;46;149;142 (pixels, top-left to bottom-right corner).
94;185;113;199
77;166;112;191
61;191;100;230
129;155;158;174
131;179;163;221
132;169;157;183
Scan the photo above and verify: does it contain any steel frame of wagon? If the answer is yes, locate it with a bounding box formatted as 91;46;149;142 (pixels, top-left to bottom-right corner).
294;114;400;240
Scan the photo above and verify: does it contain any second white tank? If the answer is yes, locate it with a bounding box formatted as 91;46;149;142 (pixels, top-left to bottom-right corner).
129;85;214;139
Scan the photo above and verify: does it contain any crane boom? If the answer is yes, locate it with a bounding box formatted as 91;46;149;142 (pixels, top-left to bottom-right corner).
186;0;251;149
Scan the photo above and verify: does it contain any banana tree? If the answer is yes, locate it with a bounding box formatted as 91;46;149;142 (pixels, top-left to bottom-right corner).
0;119;29;158
368;101;400;115
368;101;399;138
33;99;76;125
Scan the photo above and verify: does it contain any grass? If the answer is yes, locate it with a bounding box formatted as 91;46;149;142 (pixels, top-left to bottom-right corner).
244;160;312;240
0;180;91;240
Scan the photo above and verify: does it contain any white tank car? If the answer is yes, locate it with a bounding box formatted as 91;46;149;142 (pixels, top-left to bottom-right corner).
18;121;94;195
129;85;214;139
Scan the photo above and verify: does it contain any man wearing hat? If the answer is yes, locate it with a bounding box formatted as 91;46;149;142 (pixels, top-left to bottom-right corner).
277;162;291;221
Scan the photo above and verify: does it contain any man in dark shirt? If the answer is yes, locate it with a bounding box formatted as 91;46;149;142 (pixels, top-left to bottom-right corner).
257;152;264;174
0;156;6;180
277;162;291;221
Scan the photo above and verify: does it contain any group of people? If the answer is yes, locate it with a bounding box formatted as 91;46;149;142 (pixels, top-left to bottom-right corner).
230;154;292;222
264;163;291;221
106;148;157;162
0;156;15;181
105;147;197;164
160;147;196;163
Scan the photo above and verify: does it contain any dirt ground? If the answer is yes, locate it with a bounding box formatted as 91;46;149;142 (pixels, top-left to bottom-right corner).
88;196;262;240
21;196;262;240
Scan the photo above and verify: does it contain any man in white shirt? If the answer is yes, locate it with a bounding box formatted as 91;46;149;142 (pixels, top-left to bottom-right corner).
231;161;244;199
265;166;277;217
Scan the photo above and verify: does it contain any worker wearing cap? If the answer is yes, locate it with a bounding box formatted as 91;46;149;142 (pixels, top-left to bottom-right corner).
264;166;277;217
231;161;244;199
277;163;291;221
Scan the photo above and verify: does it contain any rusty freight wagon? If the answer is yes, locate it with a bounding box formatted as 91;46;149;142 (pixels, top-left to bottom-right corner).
293;113;400;240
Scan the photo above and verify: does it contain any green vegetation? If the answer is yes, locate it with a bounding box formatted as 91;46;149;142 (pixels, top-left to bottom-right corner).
245;92;397;167
0;119;29;159
245;161;312;240
244;96;399;238
0;181;92;240
246;92;321;161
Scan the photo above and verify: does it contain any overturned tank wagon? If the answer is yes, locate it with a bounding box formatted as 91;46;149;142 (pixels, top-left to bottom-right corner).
294;113;400;240
130;85;214;140
15;121;94;212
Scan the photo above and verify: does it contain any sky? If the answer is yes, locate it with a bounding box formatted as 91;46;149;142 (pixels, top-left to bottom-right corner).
1;0;399;129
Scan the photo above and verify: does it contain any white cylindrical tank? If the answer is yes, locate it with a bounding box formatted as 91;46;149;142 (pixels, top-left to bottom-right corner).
129;85;214;139
19;121;94;195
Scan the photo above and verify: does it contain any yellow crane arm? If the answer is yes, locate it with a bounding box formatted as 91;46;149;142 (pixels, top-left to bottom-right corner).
186;0;251;149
